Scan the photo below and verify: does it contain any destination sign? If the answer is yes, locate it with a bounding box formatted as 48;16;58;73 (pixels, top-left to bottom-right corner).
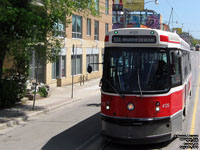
112;35;156;43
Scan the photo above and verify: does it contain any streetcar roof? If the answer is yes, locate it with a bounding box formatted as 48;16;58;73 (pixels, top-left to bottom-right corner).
105;28;190;51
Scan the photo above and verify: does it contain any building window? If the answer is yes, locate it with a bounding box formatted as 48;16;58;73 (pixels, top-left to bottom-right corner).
61;56;66;77
94;21;99;40
94;0;99;14
71;55;82;75
105;23;109;35
87;18;91;36
53;22;65;37
52;60;59;79
29;50;45;83
105;0;109;15
86;54;99;71
52;56;66;79
72;15;82;38
94;54;99;71
86;48;99;72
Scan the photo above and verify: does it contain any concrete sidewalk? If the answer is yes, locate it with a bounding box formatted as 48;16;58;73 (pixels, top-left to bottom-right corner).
0;78;101;131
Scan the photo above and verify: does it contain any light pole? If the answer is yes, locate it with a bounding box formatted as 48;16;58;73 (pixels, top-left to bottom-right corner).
145;0;158;5
142;0;159;25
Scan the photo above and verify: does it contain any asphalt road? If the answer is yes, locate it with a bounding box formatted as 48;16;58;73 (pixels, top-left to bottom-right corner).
0;93;101;150
0;51;199;150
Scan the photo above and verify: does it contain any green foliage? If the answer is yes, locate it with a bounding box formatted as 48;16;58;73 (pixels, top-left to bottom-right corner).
0;80;19;108
2;67;6;74
38;86;48;98
0;0;97;107
0;0;97;76
191;38;200;47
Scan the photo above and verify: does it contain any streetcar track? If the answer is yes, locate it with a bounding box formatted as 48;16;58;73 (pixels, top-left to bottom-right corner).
75;134;100;150
100;139;112;150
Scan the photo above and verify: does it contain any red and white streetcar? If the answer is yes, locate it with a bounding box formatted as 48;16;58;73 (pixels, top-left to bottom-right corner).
96;28;192;144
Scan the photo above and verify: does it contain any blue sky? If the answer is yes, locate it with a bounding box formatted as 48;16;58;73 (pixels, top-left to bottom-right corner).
145;0;200;39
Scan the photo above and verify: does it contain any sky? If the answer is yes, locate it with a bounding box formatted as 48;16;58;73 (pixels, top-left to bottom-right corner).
145;0;200;39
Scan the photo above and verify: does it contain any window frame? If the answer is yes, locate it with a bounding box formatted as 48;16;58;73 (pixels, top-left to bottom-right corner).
105;0;109;15
94;20;99;40
71;54;82;75
52;59;60;79
94;0;99;15
87;18;91;36
105;23;109;35
86;54;99;72
61;56;66;77
72;15;82;39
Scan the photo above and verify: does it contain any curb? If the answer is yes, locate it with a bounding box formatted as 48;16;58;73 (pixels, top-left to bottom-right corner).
0;97;81;131
0;78;101;131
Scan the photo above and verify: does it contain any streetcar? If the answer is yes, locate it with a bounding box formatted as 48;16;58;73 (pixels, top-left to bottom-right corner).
88;28;192;144
195;44;200;51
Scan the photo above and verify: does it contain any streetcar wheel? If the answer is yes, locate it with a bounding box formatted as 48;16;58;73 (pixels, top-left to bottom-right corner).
183;104;187;122
189;91;192;100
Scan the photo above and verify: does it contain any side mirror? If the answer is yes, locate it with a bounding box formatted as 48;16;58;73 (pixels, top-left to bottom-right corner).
87;65;92;73
176;50;182;57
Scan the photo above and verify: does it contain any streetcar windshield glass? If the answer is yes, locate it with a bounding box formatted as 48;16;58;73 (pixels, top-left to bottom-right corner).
102;47;170;94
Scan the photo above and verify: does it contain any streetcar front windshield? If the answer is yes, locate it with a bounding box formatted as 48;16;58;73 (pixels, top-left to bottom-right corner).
102;47;170;94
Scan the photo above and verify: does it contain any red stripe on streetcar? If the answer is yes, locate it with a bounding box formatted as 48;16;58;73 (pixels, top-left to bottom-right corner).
168;41;181;44
160;35;180;44
160;35;169;42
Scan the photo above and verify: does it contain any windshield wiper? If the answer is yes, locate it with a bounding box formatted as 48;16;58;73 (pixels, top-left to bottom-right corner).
137;68;143;99
103;78;125;99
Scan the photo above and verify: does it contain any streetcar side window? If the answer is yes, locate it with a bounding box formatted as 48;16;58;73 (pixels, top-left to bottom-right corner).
182;51;191;82
188;53;191;72
170;51;181;87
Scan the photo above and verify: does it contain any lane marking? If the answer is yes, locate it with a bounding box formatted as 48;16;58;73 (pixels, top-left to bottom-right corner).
190;65;200;134
187;54;200;150
190;74;200;134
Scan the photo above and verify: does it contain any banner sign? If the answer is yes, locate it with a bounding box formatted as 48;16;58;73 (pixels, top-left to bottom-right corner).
173;28;182;35
123;0;144;11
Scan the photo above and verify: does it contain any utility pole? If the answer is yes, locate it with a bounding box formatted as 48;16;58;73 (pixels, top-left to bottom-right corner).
71;44;74;98
168;7;173;30
188;29;190;44
123;9;127;28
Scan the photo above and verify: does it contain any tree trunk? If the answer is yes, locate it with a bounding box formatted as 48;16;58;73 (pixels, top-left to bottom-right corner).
32;54;39;110
0;48;6;81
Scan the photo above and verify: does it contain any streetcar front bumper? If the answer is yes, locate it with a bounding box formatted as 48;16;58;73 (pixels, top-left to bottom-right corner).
101;113;182;144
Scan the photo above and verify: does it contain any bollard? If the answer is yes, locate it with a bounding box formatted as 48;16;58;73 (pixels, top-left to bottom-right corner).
80;75;82;86
83;75;85;85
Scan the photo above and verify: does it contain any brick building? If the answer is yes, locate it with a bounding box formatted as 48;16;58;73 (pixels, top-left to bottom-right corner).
29;0;112;86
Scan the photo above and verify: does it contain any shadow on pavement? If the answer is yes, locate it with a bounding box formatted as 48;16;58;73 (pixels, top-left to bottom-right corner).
86;103;101;107
0;105;45;123
42;112;101;150
42;112;176;150
106;138;174;150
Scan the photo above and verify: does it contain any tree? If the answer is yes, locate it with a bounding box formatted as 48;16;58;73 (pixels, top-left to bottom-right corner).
0;0;97;107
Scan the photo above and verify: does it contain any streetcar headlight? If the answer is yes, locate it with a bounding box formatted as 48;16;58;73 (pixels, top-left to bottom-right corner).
155;101;160;112
156;106;160;112
127;103;134;111
156;101;160;106
106;105;110;110
105;101;110;110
